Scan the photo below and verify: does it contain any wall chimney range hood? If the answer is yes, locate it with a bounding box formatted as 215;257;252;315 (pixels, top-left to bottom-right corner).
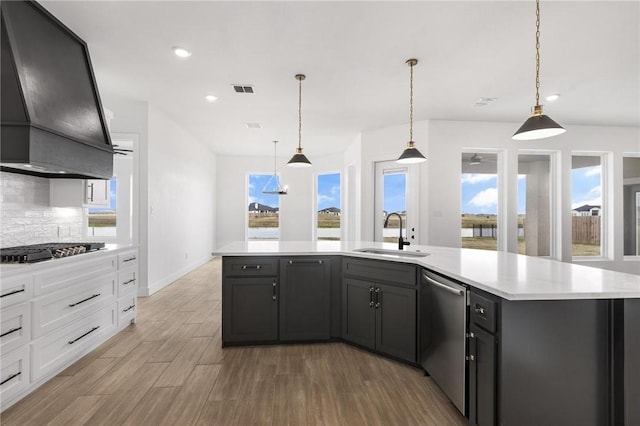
1;0;113;179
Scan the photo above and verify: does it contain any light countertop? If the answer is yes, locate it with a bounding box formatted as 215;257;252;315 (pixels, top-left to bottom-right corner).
0;244;137;278
215;241;640;301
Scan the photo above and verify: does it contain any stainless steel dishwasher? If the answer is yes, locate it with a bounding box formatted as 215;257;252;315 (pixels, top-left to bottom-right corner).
420;269;468;415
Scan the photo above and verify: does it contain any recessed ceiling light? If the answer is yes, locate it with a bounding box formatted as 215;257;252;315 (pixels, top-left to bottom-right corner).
172;47;192;58
205;95;218;103
545;93;560;102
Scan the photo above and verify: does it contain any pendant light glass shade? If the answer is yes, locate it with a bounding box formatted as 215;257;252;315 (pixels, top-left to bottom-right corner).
397;59;426;164
288;74;312;167
513;0;565;141
262;141;288;195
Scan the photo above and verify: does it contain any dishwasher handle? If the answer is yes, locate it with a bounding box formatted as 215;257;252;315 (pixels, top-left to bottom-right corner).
423;274;465;296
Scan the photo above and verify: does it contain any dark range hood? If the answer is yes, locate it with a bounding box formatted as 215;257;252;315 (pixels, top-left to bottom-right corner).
1;0;113;179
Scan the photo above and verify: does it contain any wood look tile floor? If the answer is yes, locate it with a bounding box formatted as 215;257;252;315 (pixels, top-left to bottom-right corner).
1;258;467;426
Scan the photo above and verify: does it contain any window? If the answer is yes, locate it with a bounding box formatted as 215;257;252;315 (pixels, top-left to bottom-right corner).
571;155;602;257
623;156;640;256
316;173;341;240
247;174;280;240
87;178;117;237
517;154;552;256
461;153;498;251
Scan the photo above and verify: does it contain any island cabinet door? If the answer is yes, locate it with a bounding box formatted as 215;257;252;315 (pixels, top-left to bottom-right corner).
222;277;278;343
375;283;416;363
279;258;331;341
342;278;376;350
468;324;496;426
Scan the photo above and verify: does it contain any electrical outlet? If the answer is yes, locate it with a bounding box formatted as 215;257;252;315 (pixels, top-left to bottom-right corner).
184;252;188;260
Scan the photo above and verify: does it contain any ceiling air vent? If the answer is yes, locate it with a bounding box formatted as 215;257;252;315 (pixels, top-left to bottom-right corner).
474;97;498;107
245;123;262;129
233;85;254;93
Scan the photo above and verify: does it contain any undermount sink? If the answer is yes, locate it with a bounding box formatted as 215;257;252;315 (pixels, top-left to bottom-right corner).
352;248;430;258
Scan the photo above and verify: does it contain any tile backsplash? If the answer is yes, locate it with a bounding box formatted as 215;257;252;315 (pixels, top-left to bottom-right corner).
0;172;84;247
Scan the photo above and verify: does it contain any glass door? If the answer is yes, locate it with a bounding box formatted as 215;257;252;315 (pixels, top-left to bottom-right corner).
374;160;419;245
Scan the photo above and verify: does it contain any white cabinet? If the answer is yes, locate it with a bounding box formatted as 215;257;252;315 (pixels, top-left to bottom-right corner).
116;249;138;330
0;346;30;405
49;179;110;207
0;246;137;411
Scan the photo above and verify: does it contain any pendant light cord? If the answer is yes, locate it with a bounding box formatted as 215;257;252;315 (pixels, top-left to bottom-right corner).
298;77;302;150
535;0;541;107
409;61;414;142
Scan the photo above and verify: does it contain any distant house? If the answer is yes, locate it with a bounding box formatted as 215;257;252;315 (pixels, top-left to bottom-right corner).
248;202;278;214
572;204;601;216
318;207;340;216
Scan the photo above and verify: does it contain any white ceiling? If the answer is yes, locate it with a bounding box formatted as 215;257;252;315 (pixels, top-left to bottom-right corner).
41;1;640;158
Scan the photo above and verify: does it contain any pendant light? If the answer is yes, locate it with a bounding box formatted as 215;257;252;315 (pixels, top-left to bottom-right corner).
287;74;312;167
512;0;566;140
397;59;426;164
262;141;288;195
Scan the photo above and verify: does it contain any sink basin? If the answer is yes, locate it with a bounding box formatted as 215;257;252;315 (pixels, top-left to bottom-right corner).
352;248;430;258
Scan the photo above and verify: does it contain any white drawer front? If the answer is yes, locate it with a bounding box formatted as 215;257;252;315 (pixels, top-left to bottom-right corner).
32;274;116;339
31;304;116;381
117;295;137;328
0;274;33;309
1;303;31;354
117;250;138;270
0;345;30;410
117;268;138;298
33;256;116;296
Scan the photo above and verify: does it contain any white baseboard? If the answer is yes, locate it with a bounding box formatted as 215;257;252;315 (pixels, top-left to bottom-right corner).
138;255;213;297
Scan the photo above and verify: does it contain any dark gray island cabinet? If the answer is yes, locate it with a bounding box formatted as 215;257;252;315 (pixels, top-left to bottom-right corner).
220;252;640;426
467;288;640;426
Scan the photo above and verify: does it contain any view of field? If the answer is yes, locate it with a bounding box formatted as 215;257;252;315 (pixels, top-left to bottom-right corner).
88;212;116;227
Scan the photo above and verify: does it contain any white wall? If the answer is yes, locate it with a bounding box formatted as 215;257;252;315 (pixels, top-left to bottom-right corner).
145;105;217;295
215;152;344;248
105;98;217;295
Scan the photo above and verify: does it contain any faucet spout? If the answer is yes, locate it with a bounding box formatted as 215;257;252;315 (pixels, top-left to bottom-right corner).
383;212;411;250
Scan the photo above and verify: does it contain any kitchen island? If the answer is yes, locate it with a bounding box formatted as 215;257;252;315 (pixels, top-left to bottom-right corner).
216;240;640;426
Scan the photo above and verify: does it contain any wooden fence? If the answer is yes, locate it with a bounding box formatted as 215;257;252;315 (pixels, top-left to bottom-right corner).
572;216;600;244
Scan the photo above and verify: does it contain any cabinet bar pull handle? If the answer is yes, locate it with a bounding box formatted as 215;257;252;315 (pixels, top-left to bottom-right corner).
89;183;94;202
242;265;261;270
374;288;380;308
272;281;277;301
69;293;101;307
288;260;324;264
369;287;374;307
0;289;25;298
123;256;137;263
68;326;100;344
0;326;22;338
122;304;136;313
122;278;136;285
423;274;465;296
0;371;21;386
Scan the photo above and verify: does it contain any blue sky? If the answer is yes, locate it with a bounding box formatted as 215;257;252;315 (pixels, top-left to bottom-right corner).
248;172;341;211
461;174;526;215
384;173;406;213
571;165;601;209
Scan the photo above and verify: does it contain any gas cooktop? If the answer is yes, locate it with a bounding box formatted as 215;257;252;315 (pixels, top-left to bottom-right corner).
0;242;106;264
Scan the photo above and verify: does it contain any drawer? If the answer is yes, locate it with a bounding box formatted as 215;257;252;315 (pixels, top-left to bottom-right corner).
343;257;416;286
470;291;498;333
117;250;138;270
117;268;138;297
31;303;116;381
223;257;278;277
1;303;31;355
33;256;116;296
0;274;33;309
32;273;116;338
117;295;137;328
0;345;30;410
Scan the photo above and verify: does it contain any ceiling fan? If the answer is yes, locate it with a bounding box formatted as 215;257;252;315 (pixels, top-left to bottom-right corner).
466;153;497;165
